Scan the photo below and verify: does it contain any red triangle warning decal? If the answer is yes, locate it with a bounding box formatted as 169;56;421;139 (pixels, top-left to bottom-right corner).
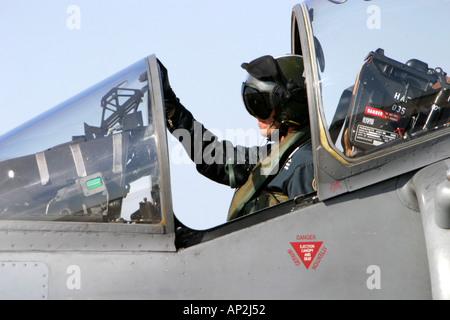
290;242;323;269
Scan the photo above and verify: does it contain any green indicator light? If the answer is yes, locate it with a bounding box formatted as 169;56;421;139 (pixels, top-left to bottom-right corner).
86;177;103;190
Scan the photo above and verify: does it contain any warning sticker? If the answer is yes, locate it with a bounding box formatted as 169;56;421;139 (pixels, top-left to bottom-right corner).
355;124;399;146
365;106;401;123
288;235;327;270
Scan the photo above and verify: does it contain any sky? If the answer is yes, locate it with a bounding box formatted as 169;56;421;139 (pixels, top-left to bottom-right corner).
0;0;301;229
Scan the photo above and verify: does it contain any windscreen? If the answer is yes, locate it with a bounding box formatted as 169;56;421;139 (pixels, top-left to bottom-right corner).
0;58;164;224
306;0;450;158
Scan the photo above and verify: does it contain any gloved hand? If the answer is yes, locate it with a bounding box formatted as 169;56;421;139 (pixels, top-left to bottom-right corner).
157;59;179;118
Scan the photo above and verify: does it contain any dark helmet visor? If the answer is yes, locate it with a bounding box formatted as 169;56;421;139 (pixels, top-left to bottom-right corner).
242;84;273;120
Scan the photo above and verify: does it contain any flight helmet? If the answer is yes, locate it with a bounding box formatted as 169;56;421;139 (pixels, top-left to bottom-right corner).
241;55;309;130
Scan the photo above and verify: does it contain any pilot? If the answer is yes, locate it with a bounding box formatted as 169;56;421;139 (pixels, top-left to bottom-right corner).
159;55;315;220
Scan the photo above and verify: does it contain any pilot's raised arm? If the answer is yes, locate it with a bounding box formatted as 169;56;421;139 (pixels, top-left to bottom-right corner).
158;59;260;188
158;56;315;219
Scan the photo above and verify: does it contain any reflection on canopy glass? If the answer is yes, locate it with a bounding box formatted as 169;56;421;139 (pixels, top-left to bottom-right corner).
0;59;163;224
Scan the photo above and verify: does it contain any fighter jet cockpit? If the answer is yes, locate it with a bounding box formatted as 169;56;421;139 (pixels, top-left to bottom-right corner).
0;56;171;225
1;0;449;232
